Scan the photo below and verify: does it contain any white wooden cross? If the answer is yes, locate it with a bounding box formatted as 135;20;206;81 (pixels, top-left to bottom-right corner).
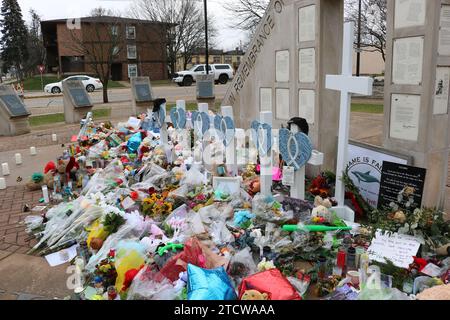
221;106;237;176
159;102;169;146
325;22;373;221
175;100;191;156
193;103;209;164
259;111;273;197
288;123;324;200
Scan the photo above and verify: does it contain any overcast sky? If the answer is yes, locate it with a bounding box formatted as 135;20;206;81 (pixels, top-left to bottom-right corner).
17;0;247;51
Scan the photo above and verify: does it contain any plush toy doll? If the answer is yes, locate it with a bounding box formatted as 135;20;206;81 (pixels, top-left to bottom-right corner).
25;173;45;191
312;196;333;223
241;290;269;300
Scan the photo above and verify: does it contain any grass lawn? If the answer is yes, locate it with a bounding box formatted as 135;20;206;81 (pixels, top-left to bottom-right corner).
30;108;111;127
21;76;59;91
107;81;126;88
351;103;384;114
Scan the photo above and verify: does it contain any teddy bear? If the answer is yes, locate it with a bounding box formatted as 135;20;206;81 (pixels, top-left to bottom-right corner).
241;290;269;300
311;196;333;223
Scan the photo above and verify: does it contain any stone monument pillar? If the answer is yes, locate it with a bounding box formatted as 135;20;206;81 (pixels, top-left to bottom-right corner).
222;0;343;171
131;77;155;116
63;80;93;124
0;85;31;136
383;0;450;209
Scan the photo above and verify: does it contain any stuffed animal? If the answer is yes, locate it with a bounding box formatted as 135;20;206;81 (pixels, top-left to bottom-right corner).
241;290;269;300
311;206;331;222
312;196;332;222
313;195;332;208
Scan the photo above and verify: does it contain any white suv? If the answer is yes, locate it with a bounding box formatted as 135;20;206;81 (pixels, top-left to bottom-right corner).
173;64;234;87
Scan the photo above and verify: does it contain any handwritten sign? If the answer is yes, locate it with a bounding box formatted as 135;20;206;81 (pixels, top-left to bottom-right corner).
367;231;421;269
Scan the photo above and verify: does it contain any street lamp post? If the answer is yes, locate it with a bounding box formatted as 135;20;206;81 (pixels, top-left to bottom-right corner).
356;0;362;76
203;0;209;74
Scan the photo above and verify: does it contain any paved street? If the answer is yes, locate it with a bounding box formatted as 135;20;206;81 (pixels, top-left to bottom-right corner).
24;84;230;115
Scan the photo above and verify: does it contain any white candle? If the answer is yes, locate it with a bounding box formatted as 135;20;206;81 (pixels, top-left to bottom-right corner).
2;163;10;176
15;153;22;165
42;185;50;203
30;147;37;156
52;134;57;142
0;177;6;190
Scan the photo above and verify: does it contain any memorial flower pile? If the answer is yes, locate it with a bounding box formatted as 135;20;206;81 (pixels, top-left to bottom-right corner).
21;111;450;302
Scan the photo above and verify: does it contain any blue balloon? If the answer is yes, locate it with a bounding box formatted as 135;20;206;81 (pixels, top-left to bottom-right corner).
187;264;237;300
127;132;142;154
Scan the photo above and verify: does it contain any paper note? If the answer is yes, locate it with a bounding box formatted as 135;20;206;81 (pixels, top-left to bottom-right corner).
260;88;273;112
127;117;142;130
367;231;421;269
45;244;78;267
390;94;421;142
276;50;290;83
282;166;295;186
439;5;450;56
121;196;135;210
299;5;316;42
299;48;316;83
299;89;315;124
392;37;424;85
433;67;450;115
394;0;426;29
276;88;290;120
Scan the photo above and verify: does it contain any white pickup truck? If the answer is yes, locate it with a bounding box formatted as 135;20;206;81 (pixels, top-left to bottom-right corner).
173;64;235;87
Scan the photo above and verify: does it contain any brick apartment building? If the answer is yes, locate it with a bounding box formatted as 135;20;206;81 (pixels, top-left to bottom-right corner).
41;16;170;81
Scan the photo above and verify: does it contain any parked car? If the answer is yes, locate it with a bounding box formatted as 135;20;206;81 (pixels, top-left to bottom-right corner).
44;75;103;94
173;64;235;87
373;76;385;83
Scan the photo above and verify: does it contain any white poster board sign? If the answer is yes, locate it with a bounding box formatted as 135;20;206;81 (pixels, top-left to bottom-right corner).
390;94;421;141
298;89;315;124
439;5;450;56
276;88;290;120
213;177;242;195
368;231;421;269
392;37;424;85
347;143;409;208
299;5;316;43
433;67;450;115
276;50;290;82
299;48;316;83
260;88;273;112
394;0;426;29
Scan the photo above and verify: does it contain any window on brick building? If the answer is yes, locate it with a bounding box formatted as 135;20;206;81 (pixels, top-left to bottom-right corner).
126;25;136;39
213;56;221;63
128;64;138;78
111;25;119;37
112;46;120;57
127;45;137;59
224;56;232;64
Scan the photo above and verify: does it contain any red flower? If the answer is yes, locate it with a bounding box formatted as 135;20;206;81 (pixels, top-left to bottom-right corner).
130;191;139;201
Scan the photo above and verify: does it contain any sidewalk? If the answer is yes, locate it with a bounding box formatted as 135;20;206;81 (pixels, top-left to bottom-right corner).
0;186;72;300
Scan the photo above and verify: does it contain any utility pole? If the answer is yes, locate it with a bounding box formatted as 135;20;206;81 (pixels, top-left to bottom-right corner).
203;0;209;75
356;0;362;76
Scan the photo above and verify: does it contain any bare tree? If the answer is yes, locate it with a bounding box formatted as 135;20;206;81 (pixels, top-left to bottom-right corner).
24;9;46;77
129;0;216;75
223;0;269;34
66;8;125;103
345;0;387;61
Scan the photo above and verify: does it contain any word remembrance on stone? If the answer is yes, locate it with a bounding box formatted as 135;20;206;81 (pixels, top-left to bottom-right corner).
228;0;286;105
